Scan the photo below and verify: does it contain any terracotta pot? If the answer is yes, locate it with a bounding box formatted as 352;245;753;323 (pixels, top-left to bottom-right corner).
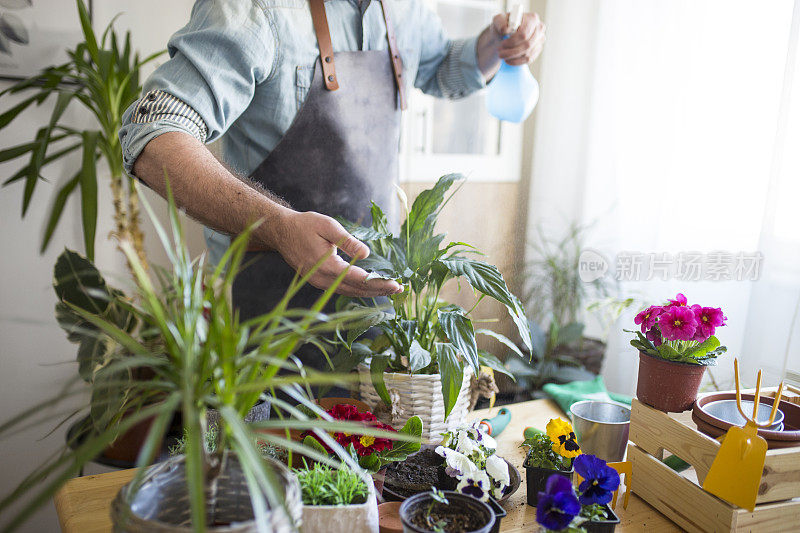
636;352;706;412
103;413;160;463
317;397;373;413
693;392;800;448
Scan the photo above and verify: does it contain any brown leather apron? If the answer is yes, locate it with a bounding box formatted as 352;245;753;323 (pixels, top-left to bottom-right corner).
232;0;406;374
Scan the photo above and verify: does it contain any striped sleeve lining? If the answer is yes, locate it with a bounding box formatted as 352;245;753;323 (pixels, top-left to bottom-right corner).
131;90;209;143
435;39;472;99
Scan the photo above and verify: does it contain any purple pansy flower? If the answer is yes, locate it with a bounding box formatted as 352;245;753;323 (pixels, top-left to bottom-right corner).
634;305;663;333
536;475;581;531
574;454;621;506
659;305;698;341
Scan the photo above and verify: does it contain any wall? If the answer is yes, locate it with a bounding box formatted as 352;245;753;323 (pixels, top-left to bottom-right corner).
0;2;540;531
0;2;196;531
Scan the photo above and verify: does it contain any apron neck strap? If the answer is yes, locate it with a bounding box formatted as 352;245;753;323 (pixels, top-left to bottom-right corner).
308;0;407;110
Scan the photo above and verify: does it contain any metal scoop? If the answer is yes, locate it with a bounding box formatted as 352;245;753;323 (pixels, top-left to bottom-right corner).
702;358;785;511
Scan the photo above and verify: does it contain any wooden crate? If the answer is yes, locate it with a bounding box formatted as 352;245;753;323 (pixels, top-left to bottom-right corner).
628;399;800;532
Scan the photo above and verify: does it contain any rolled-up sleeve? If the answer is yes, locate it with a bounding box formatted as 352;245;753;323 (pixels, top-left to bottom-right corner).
119;0;276;175
413;5;486;99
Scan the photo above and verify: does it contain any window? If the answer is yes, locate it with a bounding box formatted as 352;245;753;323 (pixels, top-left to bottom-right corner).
400;0;527;182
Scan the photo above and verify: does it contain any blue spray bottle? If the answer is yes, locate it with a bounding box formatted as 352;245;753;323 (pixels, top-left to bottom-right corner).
486;4;539;123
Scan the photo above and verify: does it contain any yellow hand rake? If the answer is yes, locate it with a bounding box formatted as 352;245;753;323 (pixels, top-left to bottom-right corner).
702;358;785;511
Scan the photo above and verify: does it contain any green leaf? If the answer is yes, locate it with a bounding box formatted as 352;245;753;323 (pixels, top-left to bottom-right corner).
337;218;392;242
407;340;432;373
684;335;720;360
434;343;463;420
370;355;391;407
53;248;110;315
355;254;395;274
0;94;40;130
401;173;461;238
76;0;98;63
478;350;514;380
654;343;682;361
302;434;328;456
380;415;422;460
329;342;372;374
476;328;525;359
437;257;532;353
437;307;478;374
2;141;81;187
41;173;80;253
556;322;585;347
79;131;99;260
340;304;392;349
0;140;40;164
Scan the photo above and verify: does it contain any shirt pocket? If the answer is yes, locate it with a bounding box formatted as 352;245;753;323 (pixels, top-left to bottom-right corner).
295;64;315;111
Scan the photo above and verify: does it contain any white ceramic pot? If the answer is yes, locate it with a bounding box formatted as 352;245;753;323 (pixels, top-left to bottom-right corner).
358;365;473;442
300;471;379;533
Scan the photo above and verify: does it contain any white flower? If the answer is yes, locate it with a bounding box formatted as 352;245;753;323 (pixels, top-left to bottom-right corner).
435;446;478;477
455;429;476;456
395;184;409;214
456;469;492;502
473;424;497;451
491;483;506;500
485;453;510;488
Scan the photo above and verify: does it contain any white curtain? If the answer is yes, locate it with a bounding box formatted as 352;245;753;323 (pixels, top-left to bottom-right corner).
527;0;800;394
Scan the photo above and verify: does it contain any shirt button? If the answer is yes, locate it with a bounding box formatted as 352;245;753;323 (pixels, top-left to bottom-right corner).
147;92;157;101
138;106;148;115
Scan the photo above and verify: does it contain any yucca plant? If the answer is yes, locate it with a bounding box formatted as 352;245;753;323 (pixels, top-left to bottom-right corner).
0;0;162;267
0;183;413;532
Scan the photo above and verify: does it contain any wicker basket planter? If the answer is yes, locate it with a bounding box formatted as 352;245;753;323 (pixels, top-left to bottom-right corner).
358;365;473;441
300;470;379;533
110;453;301;532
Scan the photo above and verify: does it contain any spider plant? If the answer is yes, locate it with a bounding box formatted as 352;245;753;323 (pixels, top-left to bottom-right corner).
0;0;162;267
335;174;532;418
0;183;413;532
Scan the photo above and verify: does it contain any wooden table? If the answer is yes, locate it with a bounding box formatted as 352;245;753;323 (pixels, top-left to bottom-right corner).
53;399;681;532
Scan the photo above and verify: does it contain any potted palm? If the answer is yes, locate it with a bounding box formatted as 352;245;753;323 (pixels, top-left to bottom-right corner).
520;418;580;506
296;463;378;533
335;174;531;439
508;224;632;397
0;185;411;531
0;0;159;268
629;293;727;412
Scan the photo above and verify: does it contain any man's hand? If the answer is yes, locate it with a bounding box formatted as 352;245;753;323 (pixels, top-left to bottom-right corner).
274;210;403;298
477;11;546;79
492;12;546;66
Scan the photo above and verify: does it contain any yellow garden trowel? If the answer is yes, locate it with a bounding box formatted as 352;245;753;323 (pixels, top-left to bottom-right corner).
702;358;785;511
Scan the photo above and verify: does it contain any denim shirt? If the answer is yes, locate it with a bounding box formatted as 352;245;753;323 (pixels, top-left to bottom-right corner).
119;0;487;263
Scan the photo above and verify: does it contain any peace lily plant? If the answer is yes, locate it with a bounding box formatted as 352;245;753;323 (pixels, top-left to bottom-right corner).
335;174;532;421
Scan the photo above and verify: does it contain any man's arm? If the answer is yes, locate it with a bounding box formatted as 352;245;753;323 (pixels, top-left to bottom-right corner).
134;132;402;298
121;0;401;298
